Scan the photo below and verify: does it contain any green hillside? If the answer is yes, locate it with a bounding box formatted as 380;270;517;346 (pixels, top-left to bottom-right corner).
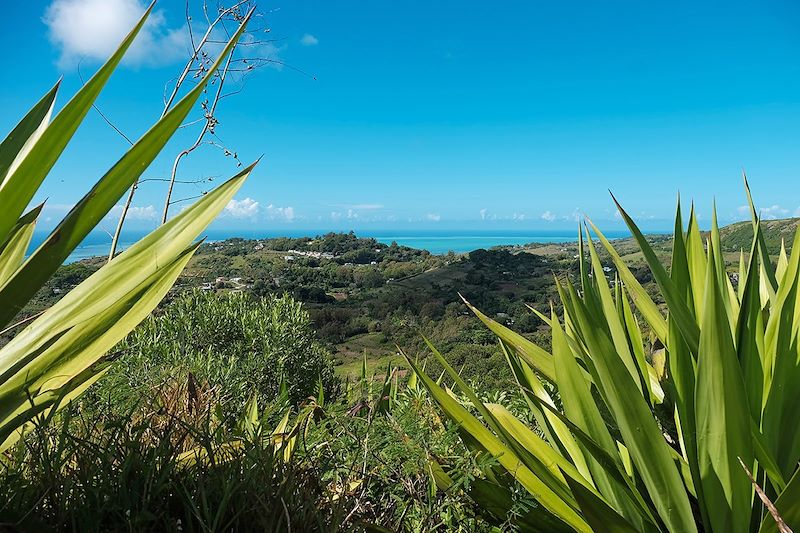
718;217;800;253
18;217;798;383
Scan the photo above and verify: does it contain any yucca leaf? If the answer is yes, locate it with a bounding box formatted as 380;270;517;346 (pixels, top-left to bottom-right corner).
608;194;700;354
403;354;592;532
685;205;708;322
0;204;43;286
486;402;595;493
619;282;664;403
0;242;197;450
695;243;754;533
551;310;647;530
751;419;787;493
0;82;59;187
0;9;255;326
670;197;695;315
0;164;253;404
376;365;393;413
710;205;739;333
526;303;552;326
743;175;778;303
565;279;697;532
737;228;767;423
665;444;697;499
578;225;604;320
667;312;705;519
738;249;747;301
760;466;800;533
776;240;789;283
527;390;662;530
665;198;707;522
430;462;534;529
469;478;559;532
424;338;580;507
763;335;800;478
0;3;154;245
0;362;111;452
762;229;800;476
585;218;668;344
503;341;593;483
583;228;646;397
461;295;556;382
562;469;640;533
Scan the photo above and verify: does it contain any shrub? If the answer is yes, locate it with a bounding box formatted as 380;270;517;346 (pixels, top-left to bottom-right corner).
98;291;339;413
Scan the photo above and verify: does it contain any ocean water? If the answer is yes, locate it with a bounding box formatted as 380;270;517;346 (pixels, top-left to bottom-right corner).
363;230;633;254
30;229;637;264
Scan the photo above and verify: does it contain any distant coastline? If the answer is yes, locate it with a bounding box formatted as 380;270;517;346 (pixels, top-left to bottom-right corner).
30;228;643;263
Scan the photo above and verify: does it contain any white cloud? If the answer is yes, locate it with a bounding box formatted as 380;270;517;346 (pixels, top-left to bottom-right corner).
224;197;260;220
479;208;488;220
563;208;582;223
761;205;789;220
332;203;383;211
540;211;556;222
265;203;294;221
126;204;157;220
330;209;377;221
349;203;382;210
738;204;792;220
238;32;285;71
760;205;789;220
44;0;187;68
425;213;441;222
300;33;319;46
106;203;157;221
512;213;526;221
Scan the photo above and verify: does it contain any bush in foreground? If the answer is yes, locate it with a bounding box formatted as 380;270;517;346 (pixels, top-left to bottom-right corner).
98;291;340;414
0;397;349;531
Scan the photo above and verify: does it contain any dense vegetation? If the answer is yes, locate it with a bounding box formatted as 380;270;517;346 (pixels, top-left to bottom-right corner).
3;5;800;531
414;190;800;532
7;211;798;531
95;291;340;413
1;289;497;530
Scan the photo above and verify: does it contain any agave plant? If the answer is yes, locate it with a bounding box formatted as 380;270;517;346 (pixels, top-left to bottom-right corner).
407;180;800;532
0;4;256;451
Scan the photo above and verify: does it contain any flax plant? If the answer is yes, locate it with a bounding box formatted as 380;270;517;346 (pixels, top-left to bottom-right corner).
408;180;799;532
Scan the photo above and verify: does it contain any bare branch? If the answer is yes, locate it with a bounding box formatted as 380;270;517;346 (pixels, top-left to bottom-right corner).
169;193;208;206
77;61;135;146
162;43;236;223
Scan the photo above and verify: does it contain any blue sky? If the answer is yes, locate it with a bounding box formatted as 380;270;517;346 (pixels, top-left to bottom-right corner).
2;0;800;232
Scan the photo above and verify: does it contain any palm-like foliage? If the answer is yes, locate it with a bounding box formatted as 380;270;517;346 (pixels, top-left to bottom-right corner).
408;180;799;532
0;3;256;451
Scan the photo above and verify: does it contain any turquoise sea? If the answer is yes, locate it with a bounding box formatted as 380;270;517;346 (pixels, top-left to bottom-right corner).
30;229;639;264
